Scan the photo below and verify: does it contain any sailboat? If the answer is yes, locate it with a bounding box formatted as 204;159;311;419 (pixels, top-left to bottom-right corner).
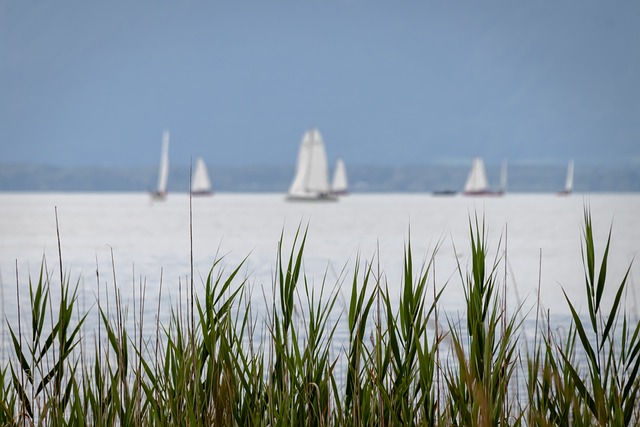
498;160;508;195
463;157;490;195
287;128;337;201
331;158;349;195
557;159;574;195
463;157;504;196
191;157;213;196
150;131;170;200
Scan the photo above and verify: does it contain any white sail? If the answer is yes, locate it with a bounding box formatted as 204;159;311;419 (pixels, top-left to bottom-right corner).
464;157;489;194
331;158;348;194
564;159;574;193
288;130;313;196
157;131;170;193
305;129;331;193
191;157;212;195
151;131;170;200
499;159;508;194
287;128;335;200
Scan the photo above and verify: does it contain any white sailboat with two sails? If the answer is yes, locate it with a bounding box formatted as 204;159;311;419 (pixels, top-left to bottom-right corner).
463;157;507;196
287;128;337;201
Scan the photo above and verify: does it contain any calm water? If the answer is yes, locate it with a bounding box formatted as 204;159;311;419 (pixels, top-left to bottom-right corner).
1;192;639;359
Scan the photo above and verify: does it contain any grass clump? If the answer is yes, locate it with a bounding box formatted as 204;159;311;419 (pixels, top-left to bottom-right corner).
445;216;521;425
1;208;638;426
526;209;640;426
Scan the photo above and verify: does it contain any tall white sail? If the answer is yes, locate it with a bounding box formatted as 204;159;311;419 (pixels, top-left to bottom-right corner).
191;157;212;195
331;158;348;194
288;130;313;197
157;131;170;194
151;131;170;200
464;157;489;194
564;159;574;193
287;128;335;200
305;129;330;193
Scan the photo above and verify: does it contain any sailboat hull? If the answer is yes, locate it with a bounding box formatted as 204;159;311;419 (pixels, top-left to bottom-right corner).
432;190;457;196
150;191;167;200
286;192;338;202
464;190;504;197
191;191;213;196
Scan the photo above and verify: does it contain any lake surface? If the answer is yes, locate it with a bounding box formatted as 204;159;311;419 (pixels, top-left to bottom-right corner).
1;192;639;360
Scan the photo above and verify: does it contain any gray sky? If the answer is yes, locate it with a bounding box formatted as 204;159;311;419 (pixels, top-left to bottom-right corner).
1;1;639;167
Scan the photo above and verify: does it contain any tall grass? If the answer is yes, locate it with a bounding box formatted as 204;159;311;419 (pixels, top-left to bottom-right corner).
1;209;638;426
526;209;640;426
445;215;521;425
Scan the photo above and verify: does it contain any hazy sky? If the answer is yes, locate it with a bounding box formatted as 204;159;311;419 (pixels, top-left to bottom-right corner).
1;1;639;167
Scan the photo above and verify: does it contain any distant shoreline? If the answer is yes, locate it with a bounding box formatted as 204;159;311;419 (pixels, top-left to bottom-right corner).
1;163;639;193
